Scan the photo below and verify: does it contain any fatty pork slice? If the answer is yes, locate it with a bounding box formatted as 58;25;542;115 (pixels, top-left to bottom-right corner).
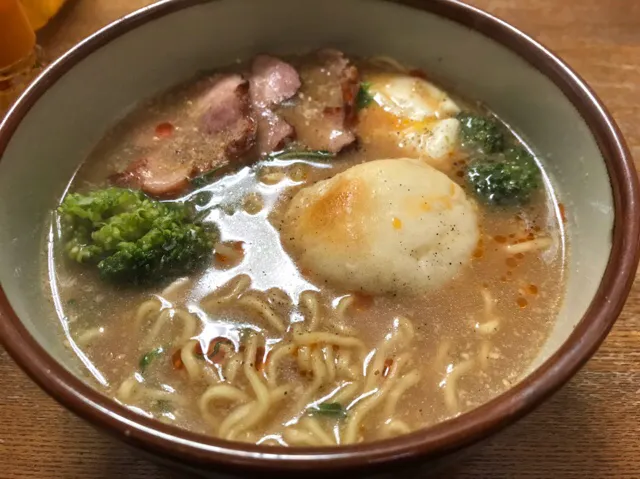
249;55;301;154
114;74;256;197
196;73;257;158
281;49;359;153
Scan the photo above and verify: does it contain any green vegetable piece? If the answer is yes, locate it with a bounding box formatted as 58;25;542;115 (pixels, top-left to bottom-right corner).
457;112;505;154
152;399;173;413
269;149;335;161
355;81;374;109
308;402;347;419
139;347;164;373
58;187;216;284
194;338;233;361
210;338;233;358
466;146;541;206
191;167;224;188
190;190;214;208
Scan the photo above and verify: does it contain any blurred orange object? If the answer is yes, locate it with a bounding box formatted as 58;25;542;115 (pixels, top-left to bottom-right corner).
20;0;68;30
0;0;36;70
0;0;39;113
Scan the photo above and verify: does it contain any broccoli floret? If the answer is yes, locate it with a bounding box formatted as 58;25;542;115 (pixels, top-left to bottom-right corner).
457;112;505;154
58;187;216;284
466;147;541;206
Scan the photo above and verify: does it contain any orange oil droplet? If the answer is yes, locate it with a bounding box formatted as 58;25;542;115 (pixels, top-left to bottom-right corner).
155;122;174;138
353;292;374;311
172;349;184;370
392;217;402;229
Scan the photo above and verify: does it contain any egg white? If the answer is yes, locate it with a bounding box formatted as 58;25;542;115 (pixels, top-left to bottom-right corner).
359;74;461;164
371;75;460;120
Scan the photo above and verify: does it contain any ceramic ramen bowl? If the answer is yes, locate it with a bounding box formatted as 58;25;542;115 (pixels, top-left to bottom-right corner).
0;0;638;477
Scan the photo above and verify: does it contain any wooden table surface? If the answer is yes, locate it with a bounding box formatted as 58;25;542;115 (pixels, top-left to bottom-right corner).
1;0;639;477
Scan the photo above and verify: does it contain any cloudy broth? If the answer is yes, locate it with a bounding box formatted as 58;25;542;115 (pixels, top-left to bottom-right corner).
47;53;566;446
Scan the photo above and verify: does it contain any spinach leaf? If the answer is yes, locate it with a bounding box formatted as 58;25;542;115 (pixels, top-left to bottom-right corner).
139;347;164;373
355;82;374;109
308;402;347;419
269;149;335;161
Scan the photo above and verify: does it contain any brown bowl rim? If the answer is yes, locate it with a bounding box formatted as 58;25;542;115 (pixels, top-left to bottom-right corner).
1;0;639;474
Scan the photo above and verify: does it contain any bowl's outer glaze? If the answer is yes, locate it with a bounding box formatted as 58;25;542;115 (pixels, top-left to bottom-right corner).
0;0;638;476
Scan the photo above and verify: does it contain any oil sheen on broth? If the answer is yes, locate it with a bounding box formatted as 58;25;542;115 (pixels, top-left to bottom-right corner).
47;51;566;446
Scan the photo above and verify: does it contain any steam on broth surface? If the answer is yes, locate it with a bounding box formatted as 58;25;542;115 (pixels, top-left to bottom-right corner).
47;50;566;446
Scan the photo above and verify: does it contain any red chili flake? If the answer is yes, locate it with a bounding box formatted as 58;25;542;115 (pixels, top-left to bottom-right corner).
382;358;394;377
172;349;184;370
255;346;266;372
214;241;245;268
558;203;567;223
155;122;174;138
207;337;234;363
214;252;228;265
